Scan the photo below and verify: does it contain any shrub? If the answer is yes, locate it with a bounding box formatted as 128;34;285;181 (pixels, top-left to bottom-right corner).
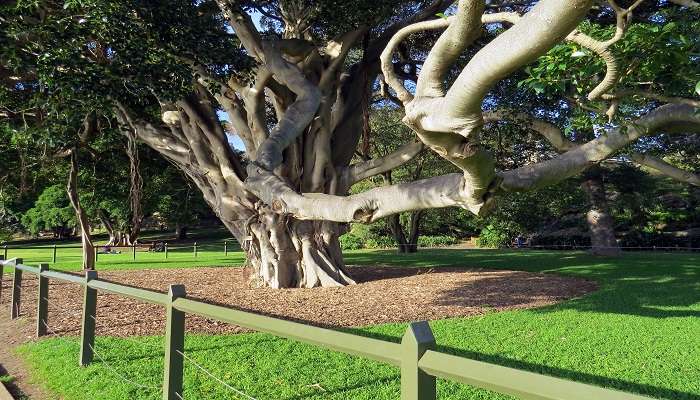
417;235;458;247
339;233;364;250
477;222;518;248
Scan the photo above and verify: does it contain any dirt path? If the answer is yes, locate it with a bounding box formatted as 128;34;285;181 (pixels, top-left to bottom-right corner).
0;266;596;398
0;304;56;399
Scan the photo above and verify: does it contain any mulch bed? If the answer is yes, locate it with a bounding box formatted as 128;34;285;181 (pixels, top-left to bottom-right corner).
0;266;596;337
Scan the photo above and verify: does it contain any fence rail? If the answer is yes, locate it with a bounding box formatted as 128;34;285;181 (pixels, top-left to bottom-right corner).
1;240;240;264
0;255;656;400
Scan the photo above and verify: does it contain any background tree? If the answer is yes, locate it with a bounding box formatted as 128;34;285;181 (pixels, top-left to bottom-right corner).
21;185;75;239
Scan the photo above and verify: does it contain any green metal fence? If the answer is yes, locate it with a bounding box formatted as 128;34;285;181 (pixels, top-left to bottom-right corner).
0;255;656;400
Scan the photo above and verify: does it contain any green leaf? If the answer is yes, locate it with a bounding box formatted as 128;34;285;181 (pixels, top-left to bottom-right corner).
696;81;700;96
571;50;587;58
435;13;448;20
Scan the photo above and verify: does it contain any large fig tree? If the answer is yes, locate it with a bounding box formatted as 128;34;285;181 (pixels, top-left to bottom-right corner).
3;0;699;287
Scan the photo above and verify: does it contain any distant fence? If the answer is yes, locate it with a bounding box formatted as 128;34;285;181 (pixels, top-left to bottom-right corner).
507;244;700;252
1;240;241;264
394;243;700;252
0;256;656;400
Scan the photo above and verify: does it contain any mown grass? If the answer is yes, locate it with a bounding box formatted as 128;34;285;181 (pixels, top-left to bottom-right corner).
1;227;245;272
14;250;700;400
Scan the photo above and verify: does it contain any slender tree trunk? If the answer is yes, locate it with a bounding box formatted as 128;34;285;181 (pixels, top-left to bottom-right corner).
581;167;620;256
388;214;410;253
67;150;95;270
97;209;118;246
407;210;424;253
175;224;188;240
125;130;143;244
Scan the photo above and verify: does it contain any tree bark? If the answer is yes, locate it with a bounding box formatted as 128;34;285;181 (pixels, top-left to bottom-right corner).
581;167;620;256
97;209;118;246
389;210;423;253
125;130;143;244
175;224;188;240
67;149;95;270
230;208;355;288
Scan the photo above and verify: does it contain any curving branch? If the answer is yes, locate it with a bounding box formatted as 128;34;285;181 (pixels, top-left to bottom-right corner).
252;42;321;171
215;0;264;60
668;0;700;9
566;31;620;101
499;104;700;191
380;18;447;104
380;10;522;106
442;0;593;123
564;0;643;104
342;141;425;186
630;153;700;186
484;110;577;153
416;0;485;98
602;90;700;108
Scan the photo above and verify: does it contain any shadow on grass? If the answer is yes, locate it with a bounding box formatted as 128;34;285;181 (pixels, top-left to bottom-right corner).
344;327;699;400
347;249;700;319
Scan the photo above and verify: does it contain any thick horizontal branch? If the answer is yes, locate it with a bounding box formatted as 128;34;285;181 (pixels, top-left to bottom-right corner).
247;167;472;223
499;104;700;191
631;153;700;186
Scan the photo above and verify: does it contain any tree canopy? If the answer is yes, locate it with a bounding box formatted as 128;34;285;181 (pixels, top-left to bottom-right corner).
1;0;698;287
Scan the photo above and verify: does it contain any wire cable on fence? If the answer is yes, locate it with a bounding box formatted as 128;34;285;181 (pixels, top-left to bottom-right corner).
42;297;83;318
37;300;162;394
176;349;257;400
88;343;162;391
88;314;163;351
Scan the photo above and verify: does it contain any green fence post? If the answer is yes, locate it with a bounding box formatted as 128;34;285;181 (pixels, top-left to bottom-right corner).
163;284;186;400
165;243;169;259
94;247;98;264
133;244;137;261
0;255;4;302
224;241;228;256
36;263;49;337
53;244;57;263
3;245;7;260
79;270;98;366
193;242;198;258
10;258;24;319
401;321;436;400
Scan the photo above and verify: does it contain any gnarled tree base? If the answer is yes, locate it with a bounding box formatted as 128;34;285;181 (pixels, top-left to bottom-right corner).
242;212;355;288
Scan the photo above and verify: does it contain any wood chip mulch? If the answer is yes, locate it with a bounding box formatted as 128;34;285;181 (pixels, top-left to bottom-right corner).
0;266;596;337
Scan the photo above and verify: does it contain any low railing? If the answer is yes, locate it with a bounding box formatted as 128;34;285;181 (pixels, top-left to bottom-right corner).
1;240;240;264
0;255;656;400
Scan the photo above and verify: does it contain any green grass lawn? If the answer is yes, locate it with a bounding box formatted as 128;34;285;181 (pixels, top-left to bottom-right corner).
13;250;700;400
1;227;245;272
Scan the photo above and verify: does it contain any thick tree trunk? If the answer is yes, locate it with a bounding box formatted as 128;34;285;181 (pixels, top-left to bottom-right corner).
67;150;95;270
581;168;620;256
224;209;355;289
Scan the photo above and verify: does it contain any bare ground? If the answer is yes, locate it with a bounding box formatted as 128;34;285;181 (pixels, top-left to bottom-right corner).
0;265;596;398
